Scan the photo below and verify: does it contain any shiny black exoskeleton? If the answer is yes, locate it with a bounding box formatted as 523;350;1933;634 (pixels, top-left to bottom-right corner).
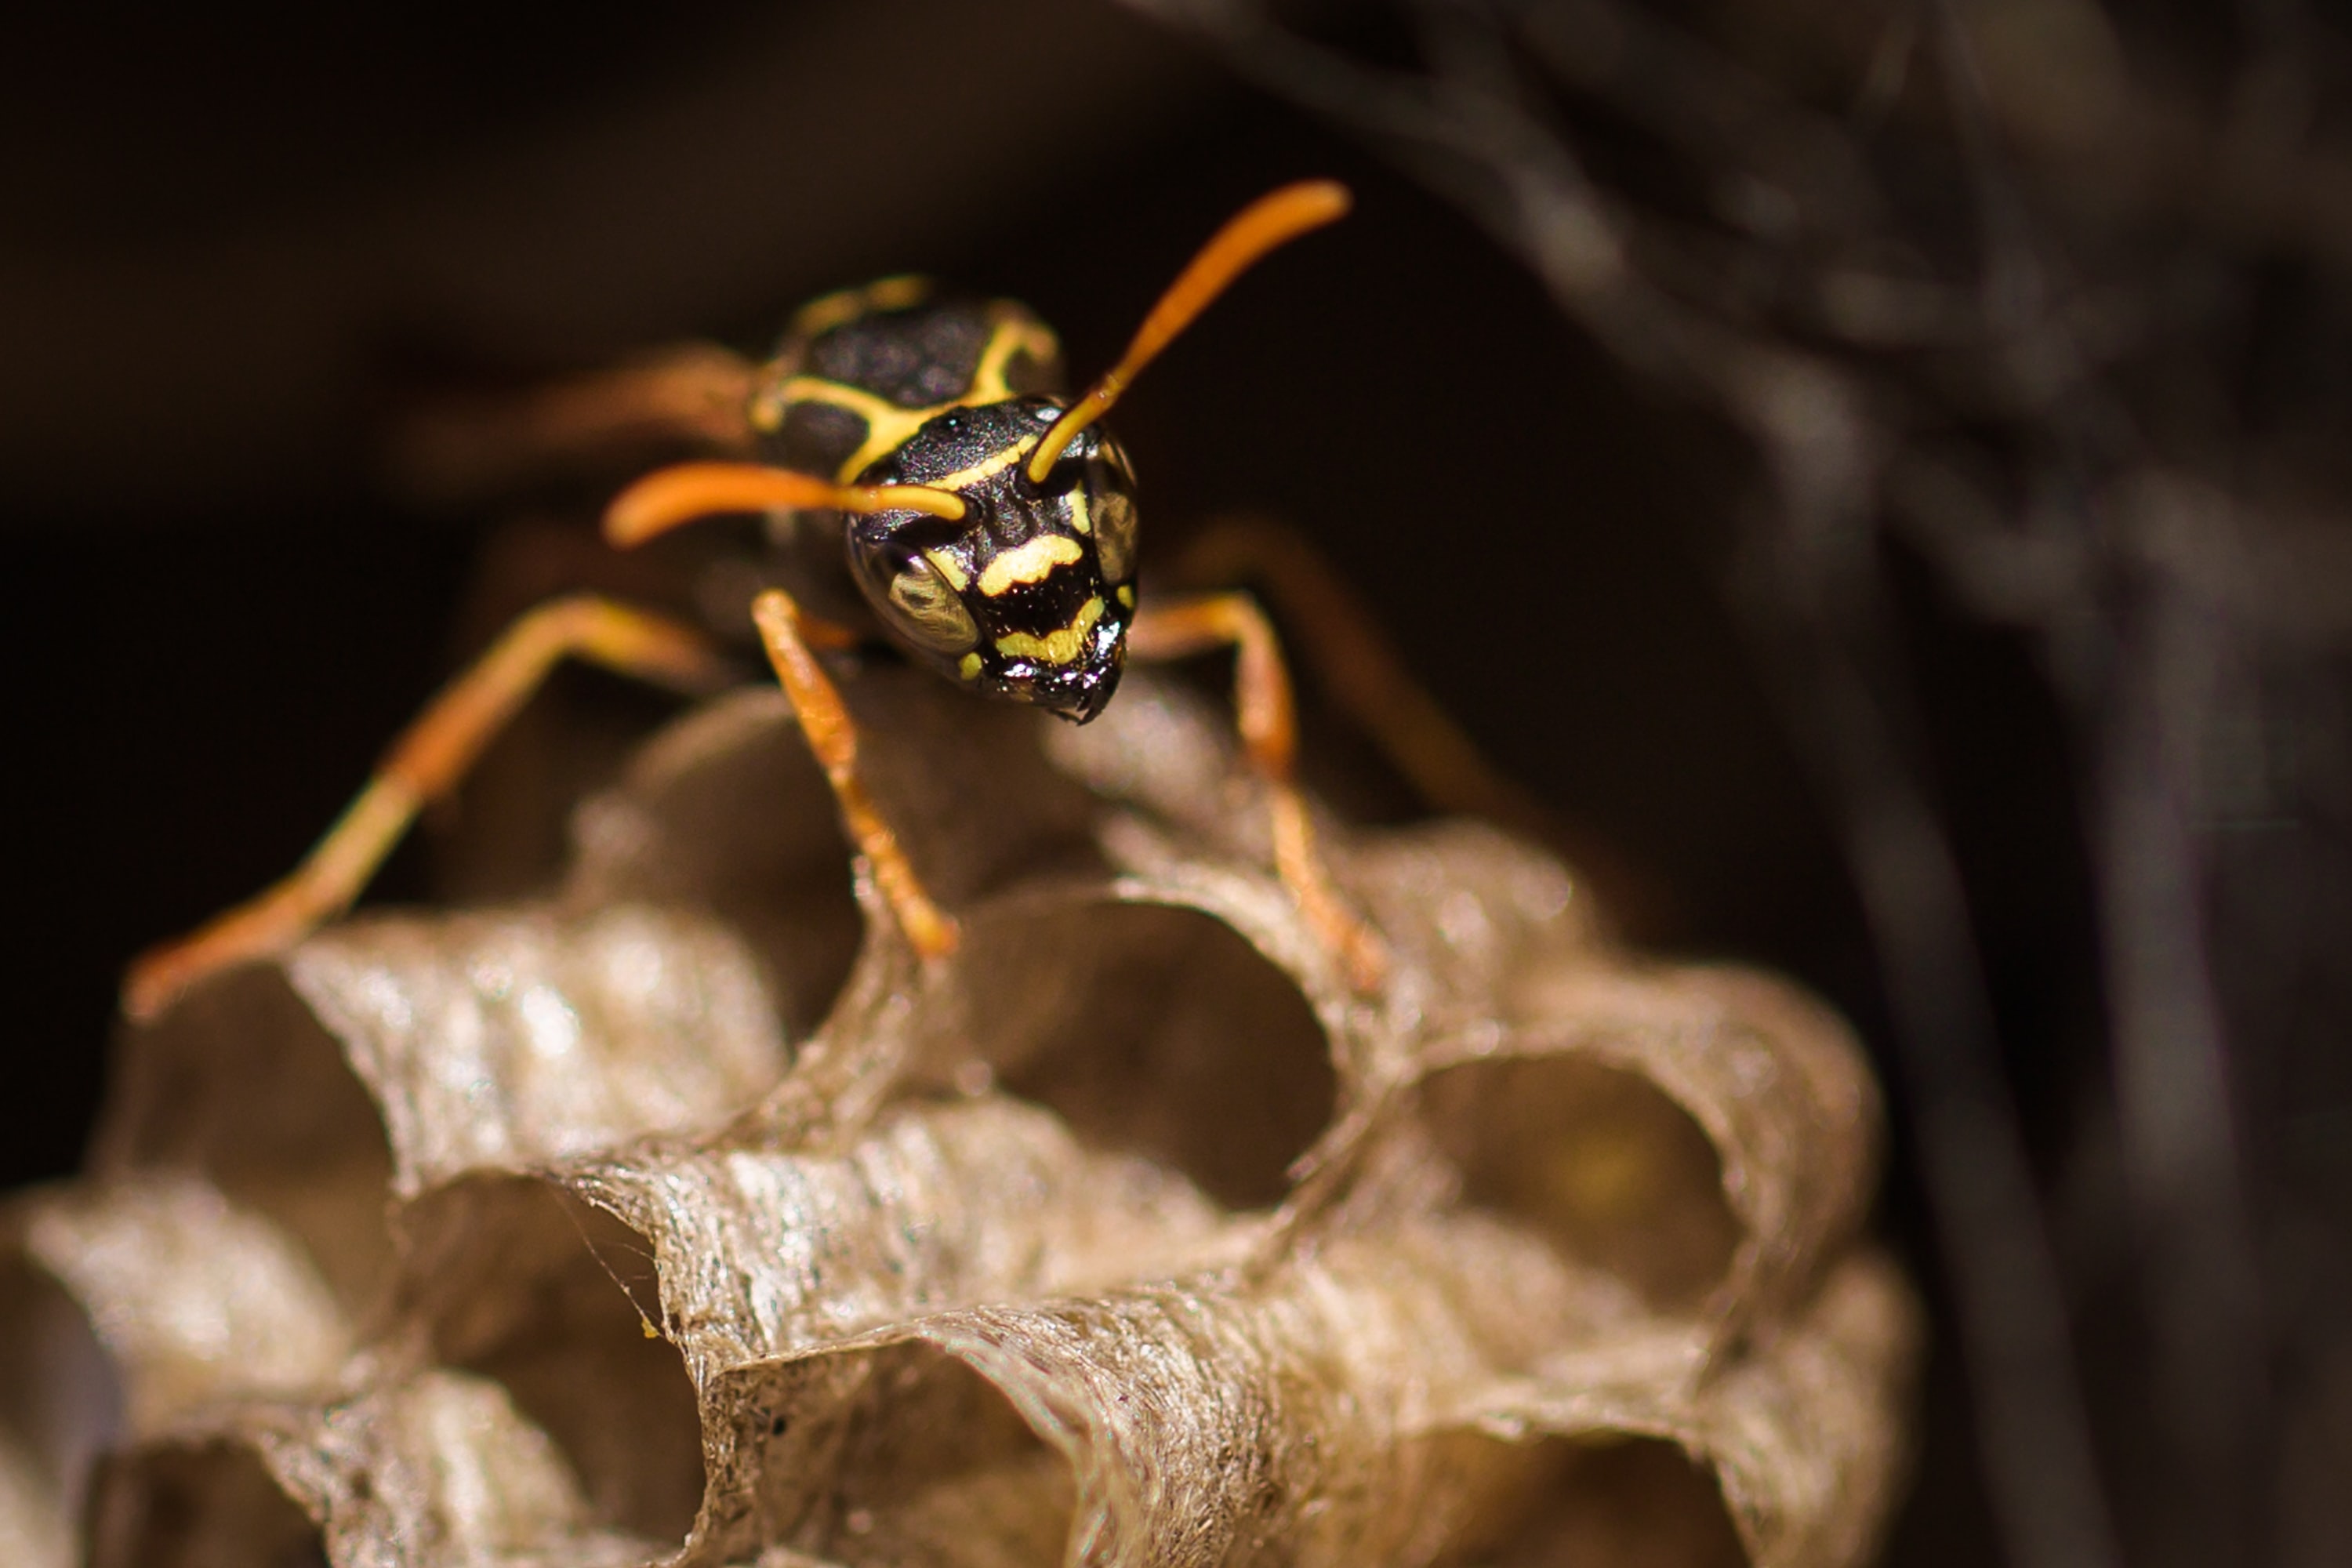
746;284;1138;723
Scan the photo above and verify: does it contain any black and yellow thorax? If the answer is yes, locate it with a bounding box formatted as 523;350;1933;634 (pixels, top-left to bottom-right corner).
744;278;1141;723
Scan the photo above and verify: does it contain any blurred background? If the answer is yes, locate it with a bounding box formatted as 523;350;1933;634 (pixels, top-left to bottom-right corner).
5;2;2347;1566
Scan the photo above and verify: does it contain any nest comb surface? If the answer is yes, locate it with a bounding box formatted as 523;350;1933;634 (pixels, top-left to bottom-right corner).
5;665;1917;1568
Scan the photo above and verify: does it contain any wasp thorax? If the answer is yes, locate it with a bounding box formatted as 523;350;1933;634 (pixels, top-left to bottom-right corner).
846;399;1139;724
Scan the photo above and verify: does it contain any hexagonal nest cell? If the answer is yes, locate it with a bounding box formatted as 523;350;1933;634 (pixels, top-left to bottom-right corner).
6;671;1916;1568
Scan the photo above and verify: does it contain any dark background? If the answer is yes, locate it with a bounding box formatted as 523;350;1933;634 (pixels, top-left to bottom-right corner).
2;1;1845;1185
5;5;2343;1567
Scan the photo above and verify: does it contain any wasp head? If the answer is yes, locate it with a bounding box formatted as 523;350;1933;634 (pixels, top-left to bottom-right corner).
845;398;1138;724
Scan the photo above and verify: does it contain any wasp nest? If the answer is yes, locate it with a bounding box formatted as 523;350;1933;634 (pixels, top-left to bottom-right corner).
4;666;1917;1568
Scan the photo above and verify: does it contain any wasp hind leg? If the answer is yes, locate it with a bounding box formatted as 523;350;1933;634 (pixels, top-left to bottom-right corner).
748;589;960;961
122;596;731;1022
390;343;759;506
1126;591;1389;991
1175;516;1675;939
1171;516;1560;841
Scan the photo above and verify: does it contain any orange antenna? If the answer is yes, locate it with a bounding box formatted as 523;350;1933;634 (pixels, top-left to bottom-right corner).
604;461;967;546
1026;180;1353;486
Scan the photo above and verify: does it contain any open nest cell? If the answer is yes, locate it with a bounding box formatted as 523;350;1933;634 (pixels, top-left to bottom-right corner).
9;670;1915;1567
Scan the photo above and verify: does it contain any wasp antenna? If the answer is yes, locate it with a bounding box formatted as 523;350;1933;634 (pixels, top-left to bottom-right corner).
1027;180;1352;485
604;461;966;546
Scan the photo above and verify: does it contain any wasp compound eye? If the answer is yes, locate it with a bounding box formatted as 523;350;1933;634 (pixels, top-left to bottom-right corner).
850;534;980;657
1084;450;1139;586
883;553;980;655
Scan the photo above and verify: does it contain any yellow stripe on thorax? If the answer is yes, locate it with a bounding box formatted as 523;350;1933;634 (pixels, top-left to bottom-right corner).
755;380;942;481
788;274;931;339
967;317;1059;401
753;316;1065;482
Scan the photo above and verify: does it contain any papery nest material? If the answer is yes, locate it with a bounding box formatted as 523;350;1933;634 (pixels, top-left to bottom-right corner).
27;667;1915;1568
90;1370;661;1568
0;1175;355;1566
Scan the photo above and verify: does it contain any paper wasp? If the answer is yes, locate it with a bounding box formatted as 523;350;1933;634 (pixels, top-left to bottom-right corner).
125;182;1402;1018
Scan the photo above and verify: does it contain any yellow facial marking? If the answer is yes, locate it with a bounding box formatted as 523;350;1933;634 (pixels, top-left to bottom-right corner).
930;433;1039;493
957;652;982;681
1116;584;1135;608
1065;486;1091;535
978;535;1083;597
994;596;1105;665
924;550;971;591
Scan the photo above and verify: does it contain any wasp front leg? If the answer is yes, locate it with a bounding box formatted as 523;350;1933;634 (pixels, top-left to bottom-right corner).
748;589;960;961
1127;592;1388;990
123;596;730;1022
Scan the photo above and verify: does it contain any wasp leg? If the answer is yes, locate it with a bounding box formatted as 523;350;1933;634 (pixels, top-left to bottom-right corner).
123;595;731;1022
1176;516;1674;939
748;589;960;961
1127;592;1389;990
1173;517;1558;837
389;343;758;506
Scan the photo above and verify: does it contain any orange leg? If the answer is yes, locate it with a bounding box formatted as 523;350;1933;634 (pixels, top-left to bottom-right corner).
123;596;731;1021
1127;592;1388;990
1173;517;1555;841
748;589;960;961
388;343;759;506
1177;517;1675;940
